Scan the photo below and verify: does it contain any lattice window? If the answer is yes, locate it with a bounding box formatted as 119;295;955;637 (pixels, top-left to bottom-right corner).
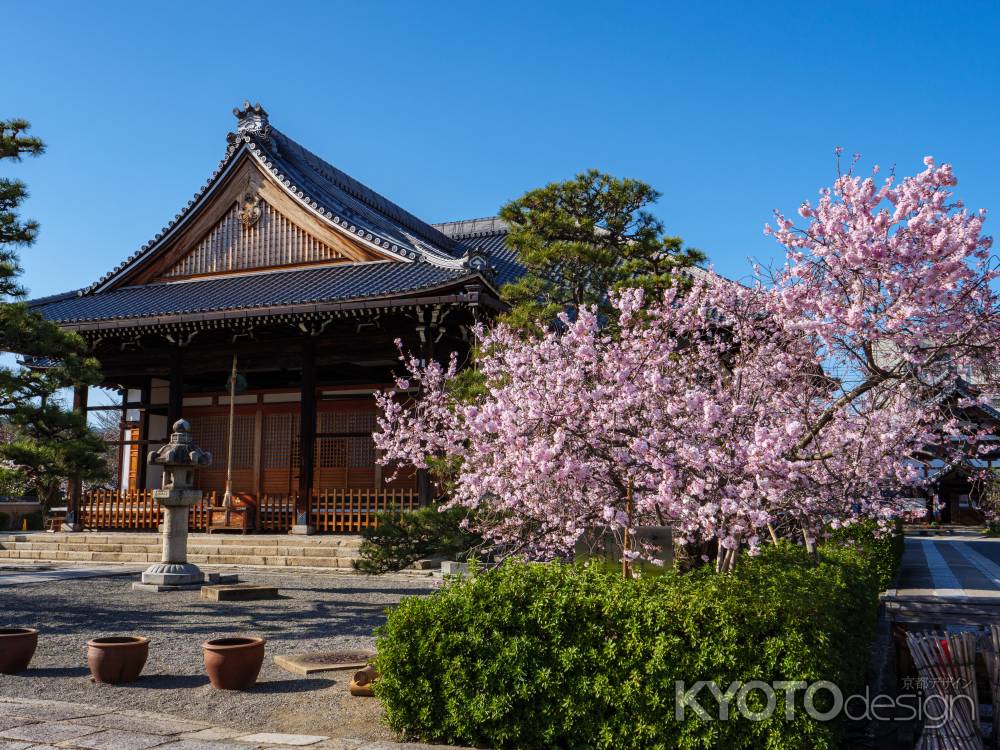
317;438;347;468
349;438;374;468
263;413;297;469
317;411;376;468
163;200;347;278
189;415;254;468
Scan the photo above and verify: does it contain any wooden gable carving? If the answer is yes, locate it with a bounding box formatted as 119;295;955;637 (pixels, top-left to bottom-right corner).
162;198;349;278
128;157;385;285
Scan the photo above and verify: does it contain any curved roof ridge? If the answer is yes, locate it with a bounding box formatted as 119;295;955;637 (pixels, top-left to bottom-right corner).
433;216;509;239
270;129;459;256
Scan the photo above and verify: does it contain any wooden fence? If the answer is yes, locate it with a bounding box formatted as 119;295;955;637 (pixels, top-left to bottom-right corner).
310;488;419;532
257;494;296;532
78;489;418;533
80;490;217;531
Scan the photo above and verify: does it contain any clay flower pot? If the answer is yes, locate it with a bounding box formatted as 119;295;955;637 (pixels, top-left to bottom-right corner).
0;628;38;674
203;636;265;690
87;636;149;684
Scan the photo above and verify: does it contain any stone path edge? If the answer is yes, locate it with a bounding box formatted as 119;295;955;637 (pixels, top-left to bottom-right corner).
0;696;478;750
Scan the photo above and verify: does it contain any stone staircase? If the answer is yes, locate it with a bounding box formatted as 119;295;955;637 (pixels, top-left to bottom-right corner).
0;532;365;570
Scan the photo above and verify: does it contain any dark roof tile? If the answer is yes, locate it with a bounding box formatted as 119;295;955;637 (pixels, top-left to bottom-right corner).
31;262;470;324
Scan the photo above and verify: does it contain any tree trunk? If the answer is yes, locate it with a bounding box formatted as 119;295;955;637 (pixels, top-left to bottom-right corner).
802;527;817;560
621;485;633;580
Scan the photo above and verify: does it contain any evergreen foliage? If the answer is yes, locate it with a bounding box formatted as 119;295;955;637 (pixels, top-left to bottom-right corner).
498;169;705;332
0;119;106;505
352;505;480;574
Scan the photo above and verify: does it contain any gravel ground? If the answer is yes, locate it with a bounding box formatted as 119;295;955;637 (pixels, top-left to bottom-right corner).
0;569;436;741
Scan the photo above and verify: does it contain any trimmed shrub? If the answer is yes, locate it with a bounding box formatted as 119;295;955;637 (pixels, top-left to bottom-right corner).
375;545;885;750
354;505;480;574
827;518;903;590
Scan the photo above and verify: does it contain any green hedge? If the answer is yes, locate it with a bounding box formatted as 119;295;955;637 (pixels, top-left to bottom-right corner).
375;540;895;750
826;518;903;590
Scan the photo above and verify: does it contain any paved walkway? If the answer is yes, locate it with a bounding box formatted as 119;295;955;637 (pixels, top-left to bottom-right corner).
0;697;468;750
0;565;142;587
895;535;1000;599
885;534;1000;625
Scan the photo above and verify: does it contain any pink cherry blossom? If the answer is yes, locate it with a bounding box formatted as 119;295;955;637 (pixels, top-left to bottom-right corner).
375;155;997;571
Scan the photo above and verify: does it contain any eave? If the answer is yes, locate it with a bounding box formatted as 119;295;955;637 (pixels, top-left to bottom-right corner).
58;276;502;337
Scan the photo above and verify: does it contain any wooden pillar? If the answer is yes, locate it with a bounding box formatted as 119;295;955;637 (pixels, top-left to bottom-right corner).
167;347;183;427
136;379;151;491
115;389;126;492
417;316;435;507
293;338;316;534
63;384;89;531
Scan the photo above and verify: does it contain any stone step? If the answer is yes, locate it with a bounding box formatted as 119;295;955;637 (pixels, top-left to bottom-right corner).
0;533;363;547
0;548;356;568
0;544;360;557
0;549;356;568
1;542;162;553
189;554;351;567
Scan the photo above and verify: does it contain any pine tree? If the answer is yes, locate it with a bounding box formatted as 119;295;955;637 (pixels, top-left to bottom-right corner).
498;169;705;332
0;119;106;506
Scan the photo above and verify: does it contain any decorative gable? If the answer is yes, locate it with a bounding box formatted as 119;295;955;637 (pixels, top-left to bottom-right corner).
90;104;479;293
122;157;388;285
162;198;349;279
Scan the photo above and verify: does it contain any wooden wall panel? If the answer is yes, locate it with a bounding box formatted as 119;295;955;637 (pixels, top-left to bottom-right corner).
175;397;416;496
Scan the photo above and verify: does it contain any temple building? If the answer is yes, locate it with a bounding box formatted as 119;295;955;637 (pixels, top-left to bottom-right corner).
27;102;521;533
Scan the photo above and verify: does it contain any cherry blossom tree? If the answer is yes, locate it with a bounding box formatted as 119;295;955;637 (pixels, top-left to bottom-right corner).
375;154;997;572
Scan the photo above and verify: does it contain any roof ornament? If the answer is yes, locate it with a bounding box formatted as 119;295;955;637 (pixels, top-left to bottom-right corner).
230;101;271;144
462;245;494;280
237;172;263;228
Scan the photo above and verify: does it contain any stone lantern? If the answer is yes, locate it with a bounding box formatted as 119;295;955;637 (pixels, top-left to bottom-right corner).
135;419;212;591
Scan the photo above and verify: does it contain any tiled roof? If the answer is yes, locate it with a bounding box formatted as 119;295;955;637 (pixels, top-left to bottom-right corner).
88;104;478;293
268;129;461;261
434;217;523;287
30;104;526;328
30;262;472;324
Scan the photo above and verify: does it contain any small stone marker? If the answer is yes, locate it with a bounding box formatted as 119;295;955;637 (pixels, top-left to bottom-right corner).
203;572;239;584
274;650;375;676
200;583;279;601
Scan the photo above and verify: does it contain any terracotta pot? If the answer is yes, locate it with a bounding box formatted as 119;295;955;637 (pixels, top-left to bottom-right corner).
203;636;265;690
0;628;38;674
87;636;149;684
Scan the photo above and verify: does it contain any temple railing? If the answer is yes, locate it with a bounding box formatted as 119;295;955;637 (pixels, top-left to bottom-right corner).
309;488;419;532
77;488;419;533
80;490;216;531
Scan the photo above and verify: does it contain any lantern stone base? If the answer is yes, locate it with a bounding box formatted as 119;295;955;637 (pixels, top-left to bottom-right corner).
132;568;237;592
141;562;204;586
132;581;205;592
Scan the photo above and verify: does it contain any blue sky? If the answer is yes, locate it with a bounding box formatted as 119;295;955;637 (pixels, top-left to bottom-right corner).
5;0;1000;301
